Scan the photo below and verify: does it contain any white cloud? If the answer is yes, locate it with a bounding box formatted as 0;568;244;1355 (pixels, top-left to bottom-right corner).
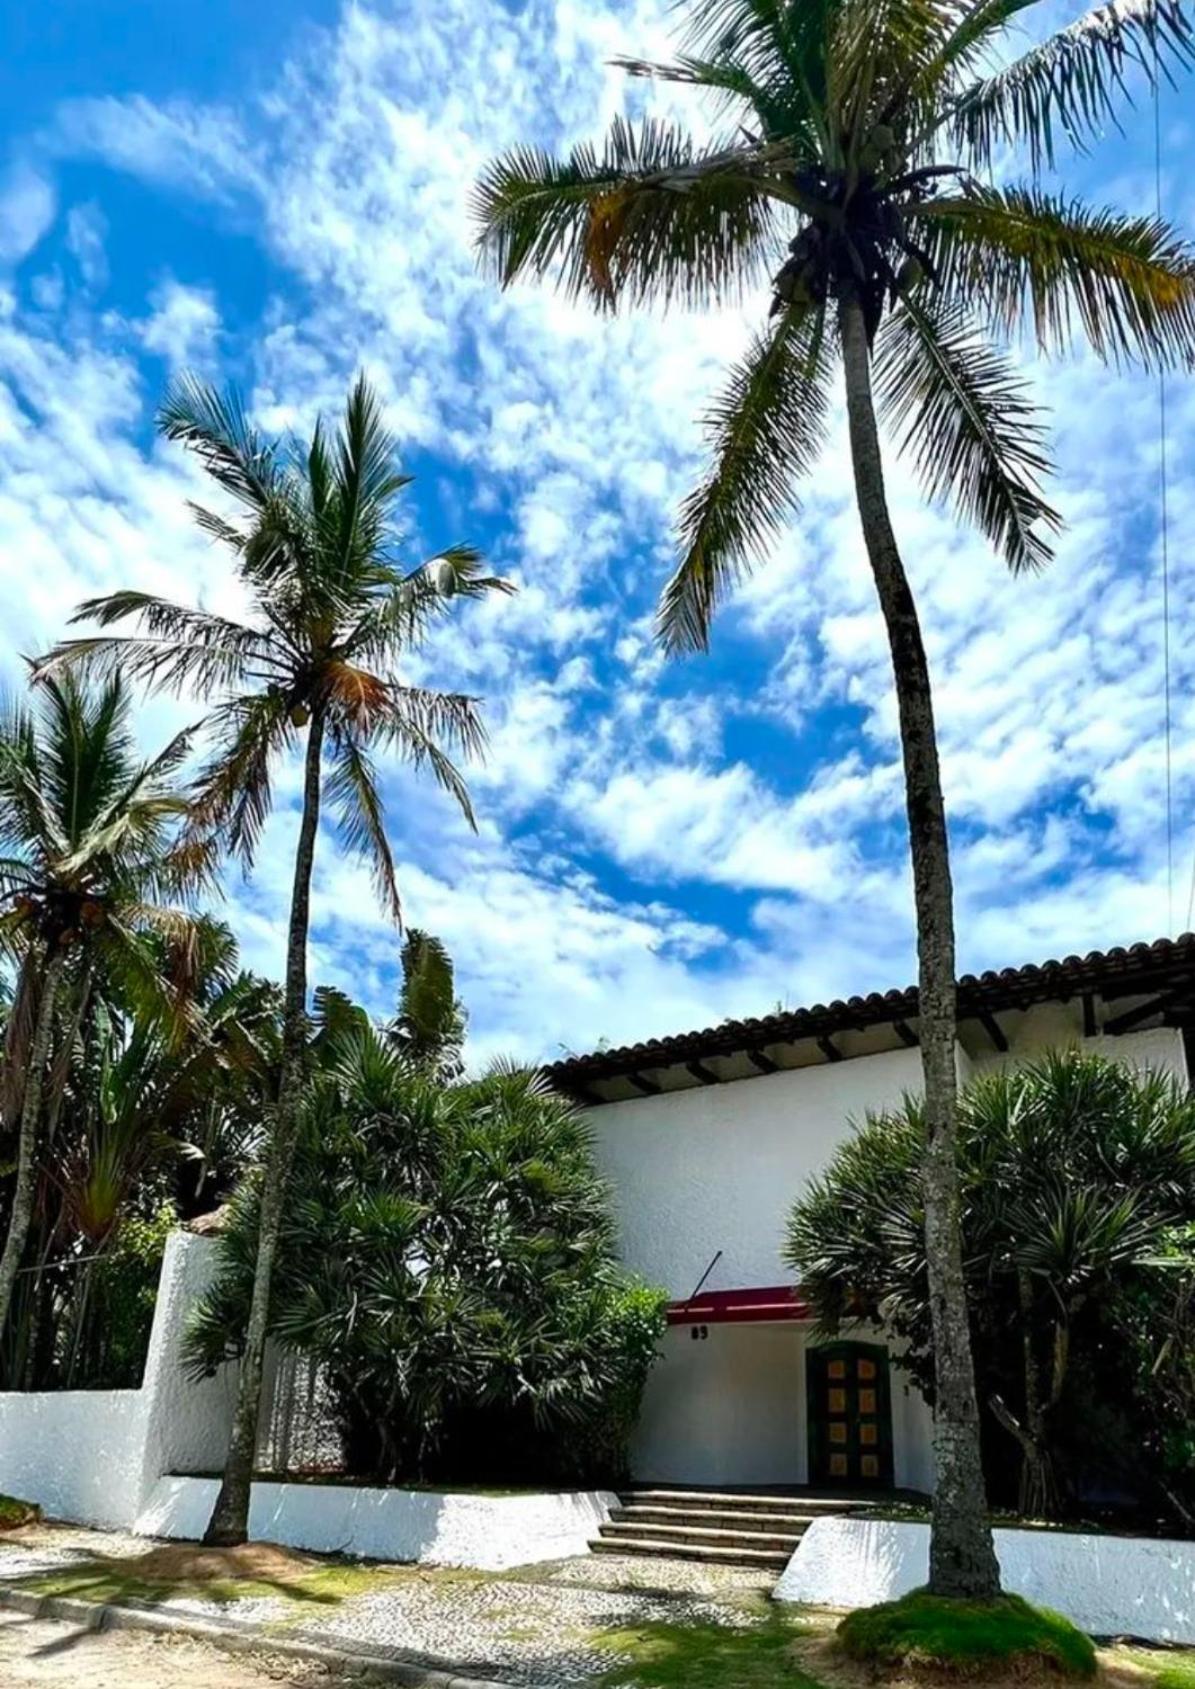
65;202;108;289
0;0;1191;1070
141;279;221;368
0;163;55;266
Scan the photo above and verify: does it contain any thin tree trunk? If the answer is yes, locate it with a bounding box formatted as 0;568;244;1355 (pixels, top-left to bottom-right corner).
203;711;325;1546
839;295;1000;1600
0;946;67;1343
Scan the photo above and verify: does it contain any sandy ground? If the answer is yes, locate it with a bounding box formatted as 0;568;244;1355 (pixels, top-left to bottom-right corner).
0;1609;358;1687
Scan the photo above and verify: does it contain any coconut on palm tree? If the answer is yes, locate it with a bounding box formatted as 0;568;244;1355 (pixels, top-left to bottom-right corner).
0;670;206;1342
38;372;510;1546
474;0;1195;1596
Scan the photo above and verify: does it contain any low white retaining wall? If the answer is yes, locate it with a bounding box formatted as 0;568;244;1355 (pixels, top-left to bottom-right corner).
0;1387;145;1530
0;1231;613;1570
137;1475;616;1570
0;1233;234;1530
775;1515;1195;1645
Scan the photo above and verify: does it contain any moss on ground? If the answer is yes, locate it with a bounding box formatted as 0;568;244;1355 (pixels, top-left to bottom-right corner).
597;1614;820;1689
836;1591;1097;1678
0;1495;40;1530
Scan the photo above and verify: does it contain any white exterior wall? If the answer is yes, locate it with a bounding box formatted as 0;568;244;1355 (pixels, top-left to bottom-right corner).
974;1021;1186;1082
590;1018;1186;1495
589;1045;930;1295
776;1515;1195;1644
0;1387;146;1529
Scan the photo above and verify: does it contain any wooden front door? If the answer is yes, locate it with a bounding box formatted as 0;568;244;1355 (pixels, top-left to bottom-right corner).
806;1341;893;1489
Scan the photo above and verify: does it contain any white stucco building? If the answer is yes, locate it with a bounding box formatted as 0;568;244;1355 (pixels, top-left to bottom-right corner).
545;937;1194;1497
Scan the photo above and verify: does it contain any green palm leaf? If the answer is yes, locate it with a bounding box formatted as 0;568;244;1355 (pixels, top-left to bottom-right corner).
659;301;834;653
919;183;1195;366
875;296;1060;573
953;0;1195;173
474;118;780;309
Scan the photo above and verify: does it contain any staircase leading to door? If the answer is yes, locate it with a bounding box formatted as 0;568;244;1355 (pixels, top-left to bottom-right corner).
590;1488;874;1571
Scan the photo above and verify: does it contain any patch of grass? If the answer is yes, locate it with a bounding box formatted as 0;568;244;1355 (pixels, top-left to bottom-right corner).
837;1591;1097;1679
1120;1648;1195;1689
597;1614;820;1689
0;1494;40;1530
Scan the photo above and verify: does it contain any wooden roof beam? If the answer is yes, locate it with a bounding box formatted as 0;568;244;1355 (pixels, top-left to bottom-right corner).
894;1019;919;1048
686;1060;721;1086
1103;992;1179;1036
627;1071;661;1095
817;1036;844;1063
976;1010;1009;1054
747;1049;779;1074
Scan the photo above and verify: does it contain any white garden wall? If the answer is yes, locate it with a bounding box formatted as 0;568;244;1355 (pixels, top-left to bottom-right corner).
137;1475;615;1569
0;1231;231;1530
775;1515;1195;1645
0;1231;613;1570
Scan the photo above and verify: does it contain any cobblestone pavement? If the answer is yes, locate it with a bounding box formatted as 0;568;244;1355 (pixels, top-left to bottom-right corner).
0;1526;776;1687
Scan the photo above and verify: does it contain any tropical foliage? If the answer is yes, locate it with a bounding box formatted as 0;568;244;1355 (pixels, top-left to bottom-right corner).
786;1051;1195;1529
475;0;1195;1598
38;371;509;1543
0;671;212;1348
0;910;276;1391
186;1014;666;1486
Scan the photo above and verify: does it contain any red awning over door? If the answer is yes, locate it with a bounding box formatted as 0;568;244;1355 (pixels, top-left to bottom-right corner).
666;1285;811;1325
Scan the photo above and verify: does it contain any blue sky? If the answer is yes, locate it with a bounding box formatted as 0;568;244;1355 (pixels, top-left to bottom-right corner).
1;0;1194;1064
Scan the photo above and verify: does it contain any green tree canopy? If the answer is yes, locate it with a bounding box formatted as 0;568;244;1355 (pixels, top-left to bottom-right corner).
187;1018;665;1486
787;1050;1195;1523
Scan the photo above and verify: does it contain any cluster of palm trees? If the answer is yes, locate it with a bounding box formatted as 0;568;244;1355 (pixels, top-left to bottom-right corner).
3;0;1195;1590
1;375;510;1544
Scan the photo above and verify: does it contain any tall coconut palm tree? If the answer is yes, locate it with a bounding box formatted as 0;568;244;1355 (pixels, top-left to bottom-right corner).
474;0;1195;1596
0;670;204;1341
38;372;510;1545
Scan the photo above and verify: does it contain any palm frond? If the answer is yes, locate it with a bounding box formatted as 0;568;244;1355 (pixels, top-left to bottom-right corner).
614;53;821;148
680;0;834;114
658;301;834;655
36;593;280;695
474;118;780;310
876;296;1060;574
919;183;1195;367
376;686;484;829
329;374;409;587
157;373;284;513
953;0;1195;172
187;691;291;867
325;735;402;925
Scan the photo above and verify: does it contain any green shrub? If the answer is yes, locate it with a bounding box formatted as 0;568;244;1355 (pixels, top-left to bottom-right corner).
186;1031;667;1485
837;1591;1097;1678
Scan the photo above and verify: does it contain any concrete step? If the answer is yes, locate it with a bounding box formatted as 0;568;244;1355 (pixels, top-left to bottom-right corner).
609;1505;812;1538
599;1519;800;1553
591;1534;791;1569
620;1489;871;1515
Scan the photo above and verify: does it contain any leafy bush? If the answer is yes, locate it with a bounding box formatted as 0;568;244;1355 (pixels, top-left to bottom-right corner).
186;1027;666;1485
787;1051;1195;1525
837;1591;1097;1678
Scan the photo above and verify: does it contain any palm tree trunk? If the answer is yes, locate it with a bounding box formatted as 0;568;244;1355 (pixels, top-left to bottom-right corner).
0;945;67;1343
203;711;325;1546
839;294;1000;1600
